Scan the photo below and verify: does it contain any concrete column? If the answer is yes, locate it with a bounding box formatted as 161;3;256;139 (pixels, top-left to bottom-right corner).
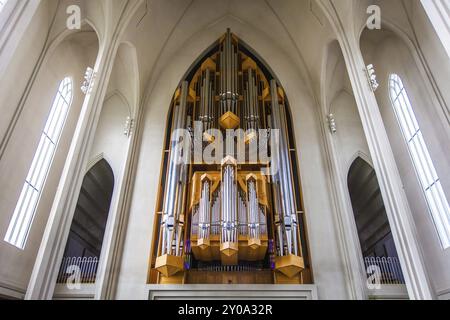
420;0;450;59
94;82;142;301
317;106;369;300
338;35;435;299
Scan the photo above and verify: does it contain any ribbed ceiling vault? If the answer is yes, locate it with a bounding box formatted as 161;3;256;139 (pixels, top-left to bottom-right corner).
119;0;337;109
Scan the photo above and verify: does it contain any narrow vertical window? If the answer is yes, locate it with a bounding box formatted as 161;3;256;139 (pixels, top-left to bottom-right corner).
389;73;450;249
5;77;73;249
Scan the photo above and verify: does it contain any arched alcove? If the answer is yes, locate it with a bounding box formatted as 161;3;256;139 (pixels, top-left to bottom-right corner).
56;159;114;285
347;157;404;284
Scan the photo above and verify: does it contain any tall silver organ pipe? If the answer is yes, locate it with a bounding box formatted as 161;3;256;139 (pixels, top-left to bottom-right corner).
238;191;247;235
199;68;214;131
198;178;211;240
211;191;220;235
219;29;239;115
278;101;300;256
221;161;238;244
266;116;284;255
270;79;299;256
247;177;260;240
259;208;267;235
272;182;284;256
160;81;189;256
244;69;260;131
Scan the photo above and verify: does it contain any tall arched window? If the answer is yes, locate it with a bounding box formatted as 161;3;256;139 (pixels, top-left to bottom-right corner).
389;73;450;249
5;77;73;249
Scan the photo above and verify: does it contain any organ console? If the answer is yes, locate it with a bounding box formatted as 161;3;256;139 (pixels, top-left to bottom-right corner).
150;29;311;285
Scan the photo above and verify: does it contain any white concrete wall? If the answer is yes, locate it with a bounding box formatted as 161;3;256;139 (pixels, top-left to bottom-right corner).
84;92;131;277
332;91;371;174
361;29;450;299
89;94;129;178
0;1;53;154
325;41;372;175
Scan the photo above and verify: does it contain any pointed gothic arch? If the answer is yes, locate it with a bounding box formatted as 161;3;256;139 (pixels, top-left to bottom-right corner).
56;158;115;285
347;157;405;284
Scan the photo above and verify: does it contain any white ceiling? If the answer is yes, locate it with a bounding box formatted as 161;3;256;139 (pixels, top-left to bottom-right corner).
119;0;337;108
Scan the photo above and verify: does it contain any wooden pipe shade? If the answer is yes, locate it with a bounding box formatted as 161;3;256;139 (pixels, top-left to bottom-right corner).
155;254;184;277
220;242;239;265
275;255;305;279
219;111;240;129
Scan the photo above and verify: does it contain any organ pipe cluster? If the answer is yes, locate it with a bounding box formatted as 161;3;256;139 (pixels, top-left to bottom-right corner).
155;82;189;277
153;29;307;284
198;175;212;242
220;159;238;245
270;79;300;257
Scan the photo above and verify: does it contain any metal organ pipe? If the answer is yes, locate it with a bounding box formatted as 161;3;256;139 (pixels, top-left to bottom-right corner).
220;176;225;243
270;79;299;256
232;170;237;243
220;47;224;115
212;191;220;235
220;29;239;115
250;83;253;128
221;163;237;244
279;104;299;256
175;183;185;256
245;69;259;131
233;172;237;243
192;207;199;236
198;179;211;240
238;191;247;236
272;183;284;256
259;208;267;235
200;69;214;131
160;81;189;256
247;178;260;240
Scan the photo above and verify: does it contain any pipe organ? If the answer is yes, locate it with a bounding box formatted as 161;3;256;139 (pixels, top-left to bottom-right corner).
151;29;311;285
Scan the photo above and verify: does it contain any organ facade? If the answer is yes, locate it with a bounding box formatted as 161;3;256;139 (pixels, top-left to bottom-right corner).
150;30;311;285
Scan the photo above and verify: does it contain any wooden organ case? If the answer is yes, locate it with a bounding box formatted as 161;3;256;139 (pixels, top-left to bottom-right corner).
149;30;312;285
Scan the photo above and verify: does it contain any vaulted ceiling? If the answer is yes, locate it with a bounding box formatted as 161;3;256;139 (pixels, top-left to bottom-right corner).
119;0;337;108
42;0;423;118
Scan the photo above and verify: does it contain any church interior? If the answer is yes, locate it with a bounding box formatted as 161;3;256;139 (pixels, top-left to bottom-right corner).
0;0;449;300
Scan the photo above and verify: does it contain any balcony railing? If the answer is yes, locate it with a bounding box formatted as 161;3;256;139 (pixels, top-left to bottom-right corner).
57;257;99;284
364;256;405;285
